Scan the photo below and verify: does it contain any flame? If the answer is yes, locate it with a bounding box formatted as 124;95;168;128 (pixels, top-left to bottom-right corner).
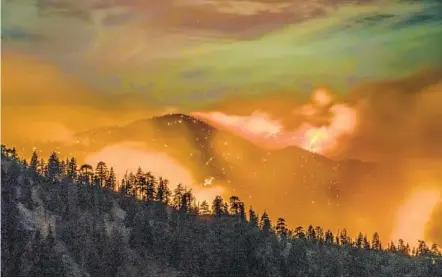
193;88;358;155
391;189;441;246
298;103;357;153
312;88;332;107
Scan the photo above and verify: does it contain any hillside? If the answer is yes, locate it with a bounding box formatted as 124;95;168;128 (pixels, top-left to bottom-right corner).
1;148;442;276
16;113;401;235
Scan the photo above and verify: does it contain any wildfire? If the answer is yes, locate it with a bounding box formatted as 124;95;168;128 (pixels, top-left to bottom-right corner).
193;88;358;156
391;189;441;247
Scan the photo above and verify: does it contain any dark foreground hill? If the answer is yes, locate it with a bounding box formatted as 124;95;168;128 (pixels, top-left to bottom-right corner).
1;149;441;277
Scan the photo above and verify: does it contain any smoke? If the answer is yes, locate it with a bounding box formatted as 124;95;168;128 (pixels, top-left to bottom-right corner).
84;141;224;203
193;87;358;156
341;68;442;162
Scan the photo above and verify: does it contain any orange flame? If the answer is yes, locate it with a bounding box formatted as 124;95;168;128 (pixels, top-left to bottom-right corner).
193;88;358;156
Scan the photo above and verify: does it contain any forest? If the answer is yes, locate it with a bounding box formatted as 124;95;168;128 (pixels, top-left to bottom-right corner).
1;144;442;276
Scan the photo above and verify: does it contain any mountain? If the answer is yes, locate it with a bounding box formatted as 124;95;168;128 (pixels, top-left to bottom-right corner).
30;113;393;234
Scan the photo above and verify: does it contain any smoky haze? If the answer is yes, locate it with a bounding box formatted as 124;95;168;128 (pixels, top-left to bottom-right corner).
3;67;442;248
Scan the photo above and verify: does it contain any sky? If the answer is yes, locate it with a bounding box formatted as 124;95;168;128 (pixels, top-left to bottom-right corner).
2;0;442;109
2;0;442;246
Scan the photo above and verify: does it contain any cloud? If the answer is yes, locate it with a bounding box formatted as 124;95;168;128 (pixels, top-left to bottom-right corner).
2;0;441;110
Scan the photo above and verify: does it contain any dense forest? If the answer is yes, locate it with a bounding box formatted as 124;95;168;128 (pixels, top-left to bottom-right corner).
1;144;442;276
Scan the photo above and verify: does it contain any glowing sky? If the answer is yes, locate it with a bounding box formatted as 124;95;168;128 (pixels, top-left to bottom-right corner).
3;0;442;109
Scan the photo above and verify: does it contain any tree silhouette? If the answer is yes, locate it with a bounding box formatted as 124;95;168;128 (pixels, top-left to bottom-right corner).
307;225;316;241
260;212;272;235
249;207;259;228
67;158;78;181
2;143;442;277
276;218;288;239
198;200;210;215
95;162;109;188
105;167;117;191
156;177;171;205
372;232;382;251
212;196;224;217
30;151;39;173
47;151;61;181
325;229;334;244
79;164;93;184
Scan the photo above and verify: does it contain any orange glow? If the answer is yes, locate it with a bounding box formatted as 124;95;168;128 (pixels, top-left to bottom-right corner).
312;88;332;107
84;142;224;203
193;88;358;155
391;189;441;246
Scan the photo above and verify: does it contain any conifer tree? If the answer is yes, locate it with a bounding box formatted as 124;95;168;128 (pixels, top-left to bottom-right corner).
145;171;156;201
105;167;117;191
276;218;287;238
199;200;211;215
249;207;259;228
260;212;272;235
30;151;39;173
372;232;382;250
325;229;334;244
212;196;224;217
95;162;109;188
307;225;316;241
47;151;61;181
67;158;78;181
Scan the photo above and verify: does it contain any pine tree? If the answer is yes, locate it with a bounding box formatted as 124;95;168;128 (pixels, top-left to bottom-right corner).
388;241;397;253
356;232;364;248
416;240;430;257
315;226;324;244
38;159;47;176
212;196;224;217
307;225;316;241
339;228;349;246
59;159;67;178
79;164;93;184
30;151;39;173
67;158;78;181
173;184;185;209
295;226;306;240
47;151;61;181
145;172;156;201
325;229;334;244
276;218;287;238
105;167;117;191
249;207;259;228
239;202;246;222
135;167;144;198
199;200;211;215
260;212;272;235
223;202;229;216
229;196;241;216
95;162;109;188
363;234;371;250
372;232;382;251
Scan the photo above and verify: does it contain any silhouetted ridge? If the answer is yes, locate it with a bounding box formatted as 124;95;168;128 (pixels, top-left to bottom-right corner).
2;145;442;277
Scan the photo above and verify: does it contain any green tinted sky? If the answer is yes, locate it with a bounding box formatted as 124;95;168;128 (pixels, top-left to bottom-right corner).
2;0;442;109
